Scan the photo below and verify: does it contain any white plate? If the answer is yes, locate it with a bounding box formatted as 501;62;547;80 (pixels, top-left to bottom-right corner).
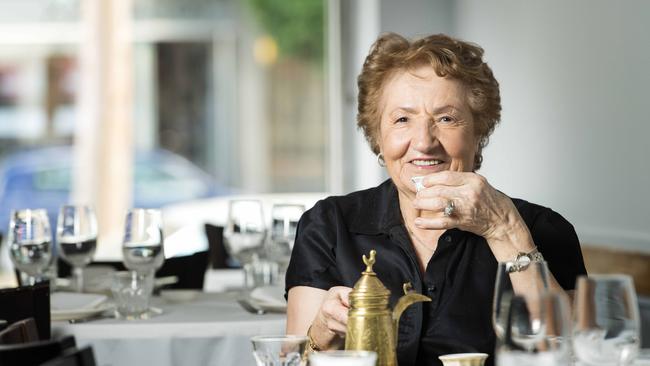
51;305;112;321
51;292;110;321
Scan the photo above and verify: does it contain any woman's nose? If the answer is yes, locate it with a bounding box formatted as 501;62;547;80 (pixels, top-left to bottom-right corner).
411;119;437;151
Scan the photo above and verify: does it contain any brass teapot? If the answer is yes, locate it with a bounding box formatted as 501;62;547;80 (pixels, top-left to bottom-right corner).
345;250;430;366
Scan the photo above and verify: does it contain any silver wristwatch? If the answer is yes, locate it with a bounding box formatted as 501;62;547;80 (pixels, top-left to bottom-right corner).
505;247;544;273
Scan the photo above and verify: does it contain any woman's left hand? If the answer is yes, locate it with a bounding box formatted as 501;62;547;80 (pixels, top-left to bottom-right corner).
413;171;532;251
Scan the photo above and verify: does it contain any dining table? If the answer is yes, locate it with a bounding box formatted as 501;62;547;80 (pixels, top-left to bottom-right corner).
51;291;285;366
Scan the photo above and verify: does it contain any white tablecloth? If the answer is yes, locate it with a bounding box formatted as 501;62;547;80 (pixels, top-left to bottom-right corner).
52;292;286;366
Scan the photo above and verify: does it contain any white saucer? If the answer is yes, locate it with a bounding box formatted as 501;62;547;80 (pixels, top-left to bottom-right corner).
52;304;112;321
51;292;110;321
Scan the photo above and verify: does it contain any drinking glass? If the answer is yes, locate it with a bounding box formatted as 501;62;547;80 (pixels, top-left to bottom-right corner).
493;261;550;351
56;205;98;292
250;335;308;366
8;209;53;285
573;274;640;366
496;291;572;366
309;350;377;366
122;209;164;275
223;200;266;265
244;259;280;289
267;203;304;269
111;270;154;320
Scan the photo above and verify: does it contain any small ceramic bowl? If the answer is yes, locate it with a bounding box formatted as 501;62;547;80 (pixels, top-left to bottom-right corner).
438;353;489;366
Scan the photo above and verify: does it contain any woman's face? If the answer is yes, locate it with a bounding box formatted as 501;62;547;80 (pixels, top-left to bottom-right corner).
378;65;478;197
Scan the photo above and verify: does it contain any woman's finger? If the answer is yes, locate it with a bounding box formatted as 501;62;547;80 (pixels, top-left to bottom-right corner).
421;171;473;187
413;196;448;212
336;287;352;307
414;216;458;230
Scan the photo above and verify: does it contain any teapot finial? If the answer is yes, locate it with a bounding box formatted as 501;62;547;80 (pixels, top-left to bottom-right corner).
362;250;377;274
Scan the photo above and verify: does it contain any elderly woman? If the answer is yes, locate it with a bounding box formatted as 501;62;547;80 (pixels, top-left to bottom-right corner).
285;33;586;365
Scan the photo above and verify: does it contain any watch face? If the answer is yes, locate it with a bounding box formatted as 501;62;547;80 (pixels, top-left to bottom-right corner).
517;253;531;267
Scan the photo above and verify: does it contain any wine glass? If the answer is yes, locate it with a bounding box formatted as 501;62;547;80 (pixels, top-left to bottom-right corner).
122;209;164;275
496;291;572;366
267;203;305;269
223;200;266;265
8;209;53;286
250;335;308;366
56;205;98;292
573;274;640;366
493;261;550;352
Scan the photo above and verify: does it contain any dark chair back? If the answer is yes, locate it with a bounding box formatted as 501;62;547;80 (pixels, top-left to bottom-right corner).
0;336;76;366
0;318;39;344
204;223;229;269
156;250;209;289
0;282;50;340
40;346;96;366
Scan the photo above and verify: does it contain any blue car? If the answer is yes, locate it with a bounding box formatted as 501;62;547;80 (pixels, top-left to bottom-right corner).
0;146;226;237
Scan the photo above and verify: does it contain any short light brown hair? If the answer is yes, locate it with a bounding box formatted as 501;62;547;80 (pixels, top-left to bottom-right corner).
357;33;501;170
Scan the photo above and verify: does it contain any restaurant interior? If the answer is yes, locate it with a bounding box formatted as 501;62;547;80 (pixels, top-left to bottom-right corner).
0;0;649;365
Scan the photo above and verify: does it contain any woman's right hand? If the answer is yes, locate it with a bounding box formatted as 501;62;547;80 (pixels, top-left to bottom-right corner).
310;286;352;349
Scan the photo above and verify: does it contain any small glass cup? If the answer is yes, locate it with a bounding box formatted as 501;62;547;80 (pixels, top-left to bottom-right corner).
111;271;154;320
309;350;378;366
244;259;280;290
439;353;488;366
250;335;308;366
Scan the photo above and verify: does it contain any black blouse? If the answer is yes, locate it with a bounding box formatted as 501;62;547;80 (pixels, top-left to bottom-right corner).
285;179;587;366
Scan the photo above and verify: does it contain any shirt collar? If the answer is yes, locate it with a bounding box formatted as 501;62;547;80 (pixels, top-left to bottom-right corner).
350;179;404;235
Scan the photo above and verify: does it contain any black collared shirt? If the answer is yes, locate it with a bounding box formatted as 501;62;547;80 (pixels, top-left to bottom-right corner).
286;179;587;366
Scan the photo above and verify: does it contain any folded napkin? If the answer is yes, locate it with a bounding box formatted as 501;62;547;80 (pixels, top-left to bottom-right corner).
249;285;286;307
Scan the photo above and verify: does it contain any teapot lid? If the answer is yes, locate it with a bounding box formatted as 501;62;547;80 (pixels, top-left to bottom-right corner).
350;250;390;302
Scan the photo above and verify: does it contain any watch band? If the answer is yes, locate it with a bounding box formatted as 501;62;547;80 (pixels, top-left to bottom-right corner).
506;247;544;273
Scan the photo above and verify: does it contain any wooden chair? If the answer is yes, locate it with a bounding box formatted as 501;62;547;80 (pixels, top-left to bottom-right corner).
0;282;50;340
0;318;39;344
0;336;76;366
40;346;96;366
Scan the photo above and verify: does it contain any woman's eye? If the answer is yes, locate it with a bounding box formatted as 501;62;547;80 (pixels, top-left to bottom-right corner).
439;116;454;123
396;117;408;123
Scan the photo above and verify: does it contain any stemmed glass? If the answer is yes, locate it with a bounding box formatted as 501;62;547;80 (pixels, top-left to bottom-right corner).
267;203;305;270
122;208;165;274
573;274;640;366
493;261;550;352
497;291;573;366
56;205;98;292
223;200;267;265
8;209;53;286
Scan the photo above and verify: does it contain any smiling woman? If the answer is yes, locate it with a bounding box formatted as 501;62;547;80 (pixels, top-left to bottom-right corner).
284;33;587;366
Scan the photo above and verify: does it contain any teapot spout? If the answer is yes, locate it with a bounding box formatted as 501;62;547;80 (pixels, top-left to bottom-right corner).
392;284;431;345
